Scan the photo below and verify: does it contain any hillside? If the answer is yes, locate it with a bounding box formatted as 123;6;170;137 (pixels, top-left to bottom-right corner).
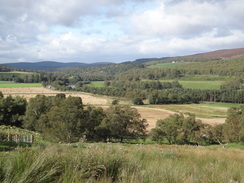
3;61;114;71
188;47;244;59
0;64;16;72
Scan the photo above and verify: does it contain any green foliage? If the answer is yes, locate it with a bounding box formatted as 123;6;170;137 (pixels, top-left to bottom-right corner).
223;106;244;143
221;79;243;90
0;96;27;127
152;114;210;145
55;93;66;99
148;62;189;68
112;99;119;105
132;98;144;105
100;105;148;142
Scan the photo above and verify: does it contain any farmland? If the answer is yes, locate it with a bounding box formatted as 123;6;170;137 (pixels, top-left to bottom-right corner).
0;81;42;88
160;80;223;89
90;79;223;90
0;86;229;130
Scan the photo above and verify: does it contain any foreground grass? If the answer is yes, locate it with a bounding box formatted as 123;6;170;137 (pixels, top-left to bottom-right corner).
0;81;42;88
1;143;244;183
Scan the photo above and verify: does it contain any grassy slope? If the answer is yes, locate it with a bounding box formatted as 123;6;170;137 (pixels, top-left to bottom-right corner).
1;143;244;182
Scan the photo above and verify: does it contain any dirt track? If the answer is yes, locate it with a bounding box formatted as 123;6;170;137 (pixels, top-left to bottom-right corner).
1;87;226;130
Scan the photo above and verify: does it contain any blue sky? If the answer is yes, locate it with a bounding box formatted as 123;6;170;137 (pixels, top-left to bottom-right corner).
0;0;244;63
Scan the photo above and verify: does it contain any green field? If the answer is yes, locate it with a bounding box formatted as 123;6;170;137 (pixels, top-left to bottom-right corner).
145;102;243;118
148;62;189;68
89;81;105;87
0;81;42;88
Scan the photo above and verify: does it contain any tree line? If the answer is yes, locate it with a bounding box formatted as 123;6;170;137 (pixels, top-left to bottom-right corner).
1;92;243;145
151;106;244;145
0;93;147;143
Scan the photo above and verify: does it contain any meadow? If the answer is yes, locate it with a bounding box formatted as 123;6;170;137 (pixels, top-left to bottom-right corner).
88;81;105;87
164;80;223;89
0;142;244;183
90;79;224;90
0;81;42;88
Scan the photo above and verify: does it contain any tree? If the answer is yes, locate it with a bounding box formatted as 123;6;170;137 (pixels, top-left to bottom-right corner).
101;105;148;142
43;96;84;143
0;96;27;127
23;95;52;131
155;114;183;144
152;113;206;145
112;99;119;105
223;106;244;142
83;106;106;141
132;98;144;105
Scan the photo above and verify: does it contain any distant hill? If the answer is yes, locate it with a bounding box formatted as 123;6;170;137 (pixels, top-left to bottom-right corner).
0;64;17;72
188;48;244;59
122;57;170;65
3;61;113;71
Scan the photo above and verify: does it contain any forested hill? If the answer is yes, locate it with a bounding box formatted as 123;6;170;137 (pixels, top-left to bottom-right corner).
0;64;17;72
3;61;114;71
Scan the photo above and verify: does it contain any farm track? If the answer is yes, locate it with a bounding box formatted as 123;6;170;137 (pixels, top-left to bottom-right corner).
0;87;226;130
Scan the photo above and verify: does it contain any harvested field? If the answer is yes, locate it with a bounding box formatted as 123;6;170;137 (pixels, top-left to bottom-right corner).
102;106;225;130
0;87;108;105
134;107;225;130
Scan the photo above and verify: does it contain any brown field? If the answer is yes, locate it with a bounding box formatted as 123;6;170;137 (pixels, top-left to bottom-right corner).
1;87;226;130
0;87;108;105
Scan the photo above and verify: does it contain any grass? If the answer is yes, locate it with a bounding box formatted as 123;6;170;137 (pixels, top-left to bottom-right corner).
88;81;105;87
144;103;234;118
0;143;244;182
148;62;189;68
0;81;42;88
162;80;223;89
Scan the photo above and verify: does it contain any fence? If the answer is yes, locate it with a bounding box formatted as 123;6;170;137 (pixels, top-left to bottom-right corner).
8;134;34;143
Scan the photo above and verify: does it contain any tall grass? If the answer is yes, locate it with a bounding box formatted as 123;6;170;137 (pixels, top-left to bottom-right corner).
1;144;244;182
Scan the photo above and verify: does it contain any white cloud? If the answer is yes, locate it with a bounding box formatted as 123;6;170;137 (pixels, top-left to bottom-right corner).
0;0;244;63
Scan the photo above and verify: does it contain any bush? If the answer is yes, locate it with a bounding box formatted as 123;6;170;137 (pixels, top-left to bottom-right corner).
132;98;144;105
112;99;119;105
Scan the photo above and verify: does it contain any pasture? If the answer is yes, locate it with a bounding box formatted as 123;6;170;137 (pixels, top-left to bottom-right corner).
88;81;105;87
0;81;42;88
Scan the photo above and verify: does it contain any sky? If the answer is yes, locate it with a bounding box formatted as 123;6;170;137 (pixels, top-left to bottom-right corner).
0;0;244;63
